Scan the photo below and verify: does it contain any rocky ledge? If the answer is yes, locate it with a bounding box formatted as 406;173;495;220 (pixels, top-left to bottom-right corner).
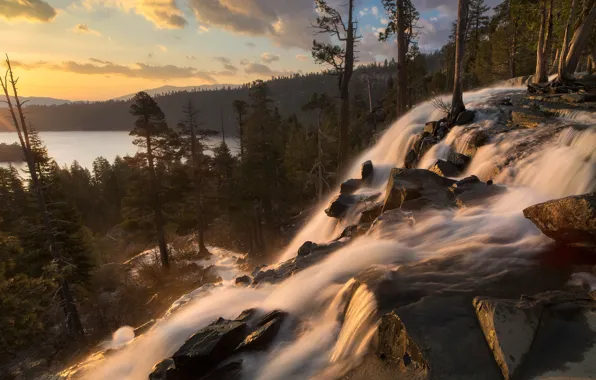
149;309;289;380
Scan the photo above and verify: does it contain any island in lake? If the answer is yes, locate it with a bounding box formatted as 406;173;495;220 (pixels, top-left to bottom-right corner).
0;142;24;162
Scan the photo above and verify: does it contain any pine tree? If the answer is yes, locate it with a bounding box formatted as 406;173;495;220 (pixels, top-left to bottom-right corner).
129;92;178;269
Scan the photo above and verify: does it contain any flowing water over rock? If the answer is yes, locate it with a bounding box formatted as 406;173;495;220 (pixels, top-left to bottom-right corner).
67;84;596;380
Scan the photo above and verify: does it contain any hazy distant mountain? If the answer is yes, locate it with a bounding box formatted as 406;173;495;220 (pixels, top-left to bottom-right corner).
112;84;239;101
0;96;71;108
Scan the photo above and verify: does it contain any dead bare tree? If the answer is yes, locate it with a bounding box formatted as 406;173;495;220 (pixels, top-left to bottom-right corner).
0;55;85;341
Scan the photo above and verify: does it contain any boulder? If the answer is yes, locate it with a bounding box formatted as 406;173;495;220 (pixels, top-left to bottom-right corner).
454;183;507;208
325;194;359;218
405;136;435;169
447;152;471;170
429;159;461;177
383;168;457;213
235;309;257;322
376;312;427;371
455;110;476;125
199;361;242;380
523;193;596;247
360;202;384;223
235;275;252;286
298;241;319;257
149;358;175;380
511;108;547;129
473;297;543;380
236;311;287;352
560;93;585;103
423;121;438;135
340;179;363;195
463;130;489;157
171;319;247;378
361;160;374;183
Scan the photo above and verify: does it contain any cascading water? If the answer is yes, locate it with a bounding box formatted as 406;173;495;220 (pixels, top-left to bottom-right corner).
78;84;595;380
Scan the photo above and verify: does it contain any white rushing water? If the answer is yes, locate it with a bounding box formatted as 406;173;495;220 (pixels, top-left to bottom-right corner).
81;85;595;380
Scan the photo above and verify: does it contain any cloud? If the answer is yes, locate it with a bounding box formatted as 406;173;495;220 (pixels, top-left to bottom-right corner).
70;23;101;36
261;52;280;64
371;6;378;16
380;18;389;25
214;56;232;64
0;0;57;22
359;7;369;16
77;0;186;29
296;54;310;62
13;58;218;82
240;59;250;66
186;55;197;60
244;62;294;78
187;0;316;49
157;44;168;52
198;25;209;33
246;42;256;48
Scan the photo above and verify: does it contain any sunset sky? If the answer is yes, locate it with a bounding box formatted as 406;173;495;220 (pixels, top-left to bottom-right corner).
0;0;490;101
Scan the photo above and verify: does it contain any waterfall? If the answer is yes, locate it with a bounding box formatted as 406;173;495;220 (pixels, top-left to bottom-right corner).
78;84;595;380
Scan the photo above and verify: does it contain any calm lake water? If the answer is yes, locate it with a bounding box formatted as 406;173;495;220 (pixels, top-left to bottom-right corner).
0;131;238;169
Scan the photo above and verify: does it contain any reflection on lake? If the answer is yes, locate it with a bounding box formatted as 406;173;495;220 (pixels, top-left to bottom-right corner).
0;131;238;169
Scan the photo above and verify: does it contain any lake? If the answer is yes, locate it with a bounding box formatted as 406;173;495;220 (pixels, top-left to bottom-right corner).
0;131;238;169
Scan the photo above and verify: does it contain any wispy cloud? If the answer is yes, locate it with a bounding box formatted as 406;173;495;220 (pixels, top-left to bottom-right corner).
261;52;280;64
76;0;187;29
0;0;56;23
157;44;168;52
295;54;310;62
70;23;101;36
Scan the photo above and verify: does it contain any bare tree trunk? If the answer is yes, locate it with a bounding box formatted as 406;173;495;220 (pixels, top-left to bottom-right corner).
451;0;469;120
317;109;324;202
190;125;209;256
365;75;373;113
338;0;355;173
1;57;85;340
396;0;407;116
549;48;560;74
558;0;579;81
560;3;596;81
508;0;517;78
146;135;169;269
535;0;554;83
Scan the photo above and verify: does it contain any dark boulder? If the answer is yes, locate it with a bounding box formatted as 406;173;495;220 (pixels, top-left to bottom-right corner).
383;168;456;212
454;183;507;208
199;361;242;380
474;297;543;380
236;311;288;352
235;275;252;286
298;241;318;257
463;130;489;157
429;159;461;177
405;136;436;169
149;359;175;380
325;194;359;218
361;160;374;183
447;152;471;170
340;178;363;195
235;309;256;322
360;202;384;223
455;110;476;125
423;121;438;135
171;319;247;378
523;193;596;247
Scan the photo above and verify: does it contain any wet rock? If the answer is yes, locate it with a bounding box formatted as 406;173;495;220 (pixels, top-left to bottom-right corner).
340;179;363;195
499;97;513;106
511;108;547;129
258;310;289;327
360;202;384;223
447;152;471;171
405;136;435;169
149;358;175;380
325;194;359;218
455;110;476;125
463;130;489;157
298;241;319;257
376;312;428;370
369;209;415;237
454;183;507;208
171;319;247;378
236;311;287;352
235;275;252;286
523;193;596;247
383;168;457;213
473;297;543;380
429;159;461;177
561;93;585;103
423;121;438;135
235;309;257;322
453;175;481;191
362;160;374;183
199;361;242;380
